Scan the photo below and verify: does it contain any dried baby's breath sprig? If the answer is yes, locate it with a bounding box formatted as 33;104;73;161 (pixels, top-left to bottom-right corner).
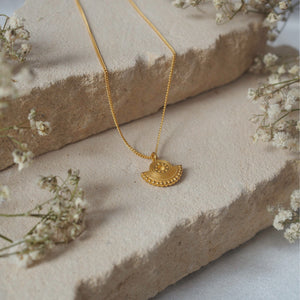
248;53;299;152
0;169;87;267
0;14;31;62
172;0;299;34
268;189;300;243
0;108;52;171
0;109;51;171
0;13;32;101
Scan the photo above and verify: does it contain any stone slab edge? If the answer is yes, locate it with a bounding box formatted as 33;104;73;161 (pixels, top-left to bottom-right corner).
1;23;266;171
75;160;298;300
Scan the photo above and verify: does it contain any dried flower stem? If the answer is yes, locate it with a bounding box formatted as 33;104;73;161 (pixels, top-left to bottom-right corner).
0;233;13;243
0;251;21;258
0;240;24;253
0;213;46;217
0;170;87;267
272;108;299;125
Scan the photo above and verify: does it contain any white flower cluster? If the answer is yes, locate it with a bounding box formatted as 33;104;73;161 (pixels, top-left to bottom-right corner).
172;0;295;35
249;53;299;152
1;108;51;171
0;107;51;172
0;14;31;62
28;108;52;136
173;0;246;24
271;189;300;243
172;0;202;8
284;223;300;243
12;149;34;171
290;189;300;211
1;170;87;267
273;209;292;230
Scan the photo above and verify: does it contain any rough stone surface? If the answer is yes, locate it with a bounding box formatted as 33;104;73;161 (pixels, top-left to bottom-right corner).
0;74;298;300
0;0;266;170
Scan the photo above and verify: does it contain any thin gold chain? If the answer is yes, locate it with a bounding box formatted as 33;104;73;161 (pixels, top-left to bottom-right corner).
75;0;176;160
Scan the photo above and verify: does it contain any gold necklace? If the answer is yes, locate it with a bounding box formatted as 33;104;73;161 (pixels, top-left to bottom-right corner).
75;0;182;187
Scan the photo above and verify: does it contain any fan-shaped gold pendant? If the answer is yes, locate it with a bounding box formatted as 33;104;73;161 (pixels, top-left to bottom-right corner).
141;154;182;187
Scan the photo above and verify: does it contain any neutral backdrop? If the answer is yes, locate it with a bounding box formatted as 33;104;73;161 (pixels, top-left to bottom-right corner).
1;1;299;299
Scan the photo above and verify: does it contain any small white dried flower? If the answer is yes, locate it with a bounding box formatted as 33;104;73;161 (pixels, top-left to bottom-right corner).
17;43;31;57
68;169;80;185
249;57;263;74
285;88;299;111
172;0;186;7
275;121;287;131
273;208;293;230
267;103;281;121
288;65;299;75
277;65;286;74
4;29;17;42
12;149;34;171
216;12;226;24
7;14;24;29
290;190;300;211
28;108;36;129
20;143;28;150
186;0;199;5
10;229;54;267
15;28;30;40
213;0;224;9
247;88;258;101
28;108;36;120
272;131;291;148
38;175;58;192
279;1;288;10
12;252;33;268
252;128;271;143
264;12;280;27
284;223;300;243
233;2;242;10
35;121;51;136
75;197;87;209
249;115;260;124
268;73;280;84
263;53;279;67
0;185;10;204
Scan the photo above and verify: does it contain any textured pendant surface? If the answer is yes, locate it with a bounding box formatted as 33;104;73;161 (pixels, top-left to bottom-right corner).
141;158;182;187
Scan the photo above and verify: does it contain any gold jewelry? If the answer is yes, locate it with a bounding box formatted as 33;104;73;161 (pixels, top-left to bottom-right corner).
75;0;182;187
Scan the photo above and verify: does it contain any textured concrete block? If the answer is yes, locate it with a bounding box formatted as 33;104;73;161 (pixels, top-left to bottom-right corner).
0;74;297;300
0;0;266;170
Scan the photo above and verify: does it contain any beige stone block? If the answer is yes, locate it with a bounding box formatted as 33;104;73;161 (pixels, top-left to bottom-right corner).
0;74;297;300
0;0;266;170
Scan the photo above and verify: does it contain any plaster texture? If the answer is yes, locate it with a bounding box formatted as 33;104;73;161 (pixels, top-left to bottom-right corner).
0;74;298;300
0;0;266;170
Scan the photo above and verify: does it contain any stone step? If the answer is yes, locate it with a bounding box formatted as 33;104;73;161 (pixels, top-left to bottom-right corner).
0;0;266;170
0;73;297;300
